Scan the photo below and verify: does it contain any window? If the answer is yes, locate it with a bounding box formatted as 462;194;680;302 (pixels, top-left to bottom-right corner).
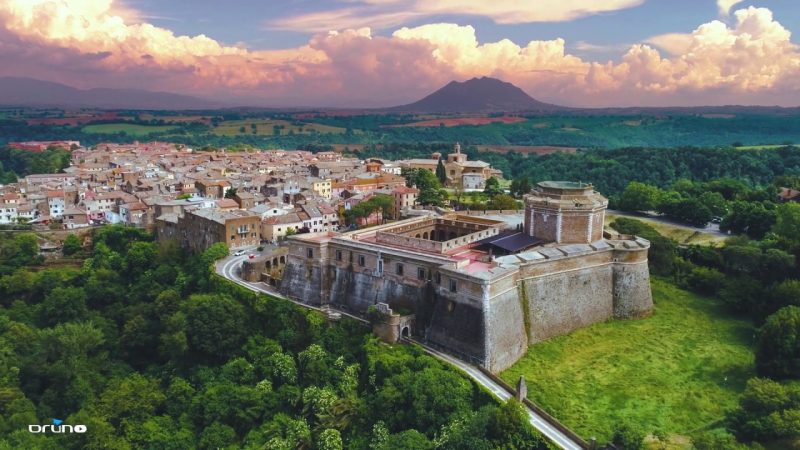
449;279;457;293
307;248;313;258
418;267;426;280
358;255;365;267
435;272;441;284
377;259;383;274
335;250;342;261
396;263;404;276
230;235;235;241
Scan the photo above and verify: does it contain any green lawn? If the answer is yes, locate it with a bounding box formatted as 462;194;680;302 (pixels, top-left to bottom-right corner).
500;279;755;444
83;123;177;136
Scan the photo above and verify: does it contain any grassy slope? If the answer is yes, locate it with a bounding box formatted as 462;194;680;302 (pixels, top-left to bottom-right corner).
83;123;177;136
500;279;755;443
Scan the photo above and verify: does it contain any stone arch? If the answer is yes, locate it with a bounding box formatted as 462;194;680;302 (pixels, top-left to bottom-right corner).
273;257;278;266
415;233;421;238
423;231;428;240
401;326;410;338
279;256;286;264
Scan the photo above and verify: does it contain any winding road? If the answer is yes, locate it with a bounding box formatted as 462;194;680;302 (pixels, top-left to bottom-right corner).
216;254;584;450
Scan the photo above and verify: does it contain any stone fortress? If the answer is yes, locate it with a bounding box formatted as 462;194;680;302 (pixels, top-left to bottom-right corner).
280;181;653;372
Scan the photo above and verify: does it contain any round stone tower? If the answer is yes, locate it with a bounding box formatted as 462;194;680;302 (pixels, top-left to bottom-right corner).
524;181;607;244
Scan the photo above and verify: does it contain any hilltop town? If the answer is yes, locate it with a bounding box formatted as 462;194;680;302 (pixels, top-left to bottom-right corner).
0;140;501;246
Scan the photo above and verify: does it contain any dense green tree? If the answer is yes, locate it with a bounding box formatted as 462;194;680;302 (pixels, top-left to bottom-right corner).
38;286;88;326
719;276;764;314
728;377;800;442
62;234;82;256
509;177;532;198
0;226;550;449
611;421;645;450
317;428;343;450
0;233;40;275
344;194;394;225
199;422;237;450
755;306;800;379
435;158;447;185
483;177;503;198
773;202;800;247
487;400;545;449
722;201;776;238
182;294;249;362
617;182;662;212
383;430;433;450
402;168;448;207
487;194;519;210
686;267;726;296
96;373;166;428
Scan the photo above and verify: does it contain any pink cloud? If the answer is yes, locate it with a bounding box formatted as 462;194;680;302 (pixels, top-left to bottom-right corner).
0;1;798;107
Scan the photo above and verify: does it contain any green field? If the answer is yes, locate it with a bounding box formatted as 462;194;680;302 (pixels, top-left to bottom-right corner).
83;123;177;136
212;119;348;136
501;279;755;445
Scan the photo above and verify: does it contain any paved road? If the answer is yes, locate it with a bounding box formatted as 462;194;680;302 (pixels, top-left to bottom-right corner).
215;255;584;450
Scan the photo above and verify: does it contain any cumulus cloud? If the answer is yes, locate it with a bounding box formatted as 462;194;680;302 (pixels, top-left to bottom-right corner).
268;0;644;31
0;1;798;107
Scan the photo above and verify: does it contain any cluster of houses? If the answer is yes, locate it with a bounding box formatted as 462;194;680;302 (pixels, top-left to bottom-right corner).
0;140;501;251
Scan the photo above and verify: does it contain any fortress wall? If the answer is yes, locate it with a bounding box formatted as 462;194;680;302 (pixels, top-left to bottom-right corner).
516;251;615;343
426;284;487;365
484;278;529;373
612;248;653;319
281;260;326;305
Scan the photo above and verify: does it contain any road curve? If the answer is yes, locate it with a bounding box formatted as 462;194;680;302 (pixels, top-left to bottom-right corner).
215;255;584;450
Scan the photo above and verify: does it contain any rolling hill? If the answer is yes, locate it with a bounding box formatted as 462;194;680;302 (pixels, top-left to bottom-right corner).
0;77;222;110
389;77;565;113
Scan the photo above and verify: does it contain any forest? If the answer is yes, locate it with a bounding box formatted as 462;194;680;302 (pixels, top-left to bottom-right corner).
0;227;546;450
3;109;800;150
0;146;71;184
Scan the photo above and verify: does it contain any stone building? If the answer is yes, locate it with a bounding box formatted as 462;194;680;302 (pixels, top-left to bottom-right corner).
280;181;652;372
401;142;502;189
165;208;260;252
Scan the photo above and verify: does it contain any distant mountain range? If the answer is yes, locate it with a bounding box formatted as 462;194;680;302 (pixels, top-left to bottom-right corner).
0;77;223;110
0;76;796;115
389;77;564;113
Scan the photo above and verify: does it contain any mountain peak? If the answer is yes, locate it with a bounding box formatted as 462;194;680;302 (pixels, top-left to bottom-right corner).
390;77;563;113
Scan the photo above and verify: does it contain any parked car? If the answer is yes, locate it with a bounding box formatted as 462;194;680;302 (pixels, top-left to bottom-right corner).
234;250;245;256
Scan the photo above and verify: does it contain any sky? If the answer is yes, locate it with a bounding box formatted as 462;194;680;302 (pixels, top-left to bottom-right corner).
0;0;799;108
